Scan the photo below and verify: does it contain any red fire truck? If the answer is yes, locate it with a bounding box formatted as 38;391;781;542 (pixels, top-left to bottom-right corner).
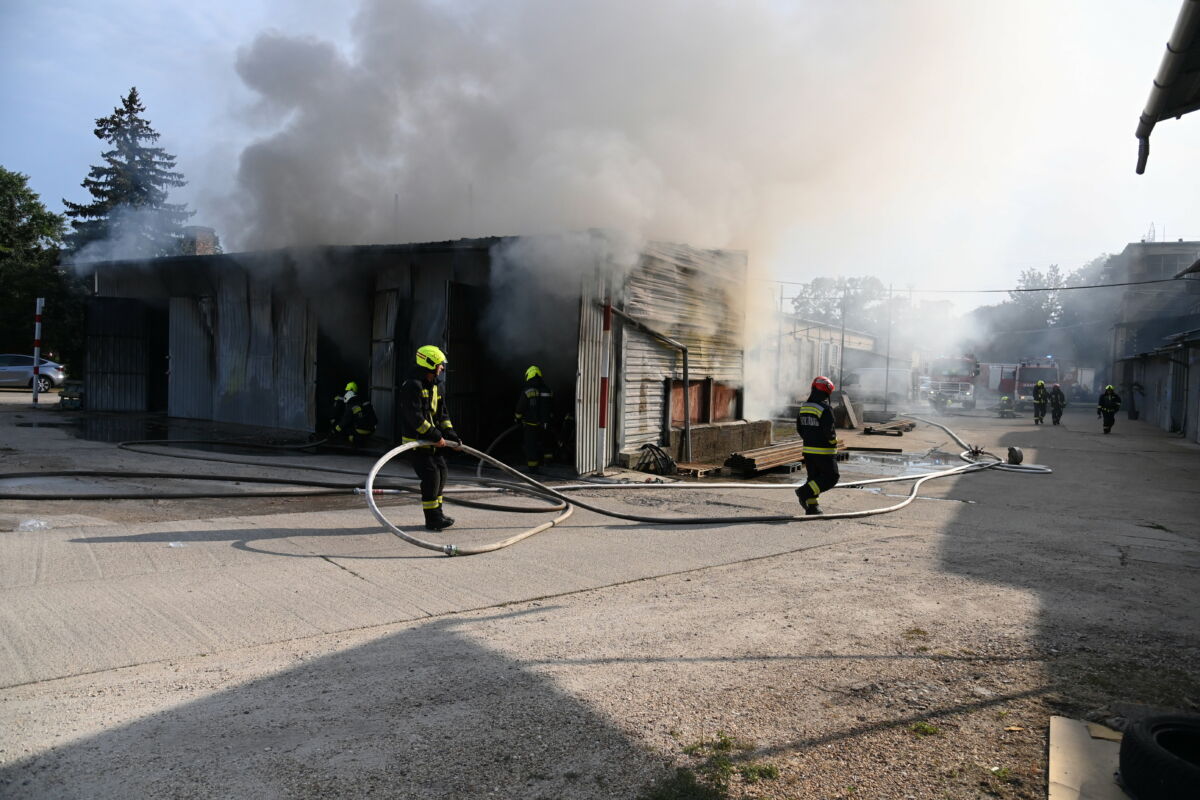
1014;358;1060;410
925;354;981;409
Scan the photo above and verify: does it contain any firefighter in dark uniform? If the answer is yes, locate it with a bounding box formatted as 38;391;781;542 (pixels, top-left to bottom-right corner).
399;345;460;531
1032;380;1049;425
1049;383;1067;425
515;365;554;473
795;376;839;516
332;381;377;446
997;395;1015;418
1097;385;1121;434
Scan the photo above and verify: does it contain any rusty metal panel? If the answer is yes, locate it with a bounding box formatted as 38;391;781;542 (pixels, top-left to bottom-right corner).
619;244;747;449
85;297;148;411
168;296;214;420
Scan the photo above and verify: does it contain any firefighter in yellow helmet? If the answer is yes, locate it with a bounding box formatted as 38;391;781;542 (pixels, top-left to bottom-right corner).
399;346;460;531
1032;380;1049;425
514;365;554;473
331;381;377;446
1097;385;1121;434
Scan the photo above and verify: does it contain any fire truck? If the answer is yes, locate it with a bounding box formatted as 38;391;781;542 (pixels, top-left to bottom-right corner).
924;354;980;409
1013;358;1060;410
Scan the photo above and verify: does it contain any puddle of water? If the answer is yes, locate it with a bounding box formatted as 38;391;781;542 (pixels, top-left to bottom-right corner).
845;451;955;476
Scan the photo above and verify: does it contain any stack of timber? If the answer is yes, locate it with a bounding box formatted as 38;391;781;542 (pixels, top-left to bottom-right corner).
725;437;846;476
862;420;916;436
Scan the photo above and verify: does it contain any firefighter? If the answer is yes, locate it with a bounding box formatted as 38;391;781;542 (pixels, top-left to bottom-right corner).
515;365;554;473
399;345;461;531
794;376;839;516
1097;385;1121;434
997;395;1015;418
1049;383;1067;425
332;381;377;446
1032;380;1049;425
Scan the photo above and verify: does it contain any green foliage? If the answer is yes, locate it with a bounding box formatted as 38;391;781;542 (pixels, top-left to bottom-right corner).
909;721;942;737
637;767;727;800
0;167;89;368
62;87;193;260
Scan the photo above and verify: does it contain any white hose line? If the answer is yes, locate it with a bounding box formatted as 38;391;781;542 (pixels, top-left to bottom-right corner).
902;414;1054;474
365;441;575;556
366;441;1002;556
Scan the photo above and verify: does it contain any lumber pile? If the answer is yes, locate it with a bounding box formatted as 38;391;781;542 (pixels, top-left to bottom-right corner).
725;437;846;476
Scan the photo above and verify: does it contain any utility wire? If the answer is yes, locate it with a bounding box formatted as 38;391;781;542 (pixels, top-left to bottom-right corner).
768;276;1189;293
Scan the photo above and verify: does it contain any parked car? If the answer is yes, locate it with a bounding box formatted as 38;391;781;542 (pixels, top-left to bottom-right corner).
0;354;68;391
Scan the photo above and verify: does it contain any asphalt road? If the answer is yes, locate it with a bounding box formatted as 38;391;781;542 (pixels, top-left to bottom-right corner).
1;400;1197;799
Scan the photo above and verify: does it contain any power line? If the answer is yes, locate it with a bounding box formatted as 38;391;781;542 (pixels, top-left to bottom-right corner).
768;277;1189;293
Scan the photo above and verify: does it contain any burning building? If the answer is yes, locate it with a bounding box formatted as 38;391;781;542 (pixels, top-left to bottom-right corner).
83;233;770;474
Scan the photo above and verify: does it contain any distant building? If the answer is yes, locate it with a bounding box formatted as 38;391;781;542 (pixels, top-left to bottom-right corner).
1108;241;1200;441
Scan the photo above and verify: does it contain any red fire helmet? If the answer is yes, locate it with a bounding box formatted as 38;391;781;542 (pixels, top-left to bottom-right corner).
812;376;836;394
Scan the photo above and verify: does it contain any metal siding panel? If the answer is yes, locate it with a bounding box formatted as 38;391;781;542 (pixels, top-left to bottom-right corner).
617;244;746;451
274;299;310;431
168;297;214;420
85;298;148;411
575;272;605;474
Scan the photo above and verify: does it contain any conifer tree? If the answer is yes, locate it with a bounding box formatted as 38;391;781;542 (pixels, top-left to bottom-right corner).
63;87;192;259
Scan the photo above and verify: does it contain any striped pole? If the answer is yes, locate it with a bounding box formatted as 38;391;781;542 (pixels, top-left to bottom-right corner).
32;297;45;406
597;300;612;474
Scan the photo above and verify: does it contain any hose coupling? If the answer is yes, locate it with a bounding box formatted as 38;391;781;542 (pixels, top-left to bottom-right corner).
443;544;459;557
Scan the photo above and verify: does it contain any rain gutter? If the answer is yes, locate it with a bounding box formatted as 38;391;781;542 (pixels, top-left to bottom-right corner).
1136;0;1200;173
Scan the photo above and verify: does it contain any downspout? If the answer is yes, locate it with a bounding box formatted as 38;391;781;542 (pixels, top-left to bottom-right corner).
1136;0;1200;173
606;304;692;463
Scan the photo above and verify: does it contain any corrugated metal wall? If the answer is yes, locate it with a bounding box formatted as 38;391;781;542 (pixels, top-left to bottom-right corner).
168;297;214;420
575;272;610;474
618;243;747;451
86;298;149;411
371;289;399;441
274;300;314;432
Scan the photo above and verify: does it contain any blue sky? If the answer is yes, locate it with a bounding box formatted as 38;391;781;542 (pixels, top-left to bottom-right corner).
2;1;1197;312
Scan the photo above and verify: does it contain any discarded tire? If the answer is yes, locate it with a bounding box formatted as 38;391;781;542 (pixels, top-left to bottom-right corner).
1118;713;1200;799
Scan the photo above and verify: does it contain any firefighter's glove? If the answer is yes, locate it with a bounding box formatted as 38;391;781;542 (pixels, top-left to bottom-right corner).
441;429;461;445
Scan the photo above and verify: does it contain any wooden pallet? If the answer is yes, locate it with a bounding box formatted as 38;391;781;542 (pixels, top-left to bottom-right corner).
675;462;721;478
862;420;916;436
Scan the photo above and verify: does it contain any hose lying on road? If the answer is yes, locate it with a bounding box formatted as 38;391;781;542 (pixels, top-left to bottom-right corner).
5;418;1049;556
363;435;1021;556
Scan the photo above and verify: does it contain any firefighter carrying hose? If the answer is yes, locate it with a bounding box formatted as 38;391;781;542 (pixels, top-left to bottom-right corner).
795;376;839;516
1097;385;1121;434
1049;383;1067;425
1032;380;1049;425
399;345;461;531
514;365;554;473
331;381;377;446
997;395;1015;418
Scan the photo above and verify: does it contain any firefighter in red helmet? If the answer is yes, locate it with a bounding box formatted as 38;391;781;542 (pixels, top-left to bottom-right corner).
795;376;839;515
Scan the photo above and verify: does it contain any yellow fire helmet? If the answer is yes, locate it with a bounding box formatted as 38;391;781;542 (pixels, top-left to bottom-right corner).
345;381;358;393
416;345;447;370
525;365;542;381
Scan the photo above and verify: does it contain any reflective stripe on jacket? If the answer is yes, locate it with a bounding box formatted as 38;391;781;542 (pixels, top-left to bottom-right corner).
796;399;837;455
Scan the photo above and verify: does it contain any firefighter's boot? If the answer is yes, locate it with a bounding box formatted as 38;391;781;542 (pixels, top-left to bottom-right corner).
423;508;454;531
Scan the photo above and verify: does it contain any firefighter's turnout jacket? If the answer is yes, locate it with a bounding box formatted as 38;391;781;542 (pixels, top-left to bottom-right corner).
334;389;377;443
515;375;554;426
1098;390;1121;416
796;397;837;455
399;367;457;450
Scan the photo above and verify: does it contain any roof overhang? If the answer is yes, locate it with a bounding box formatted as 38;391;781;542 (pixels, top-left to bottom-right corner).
1136;0;1200;173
